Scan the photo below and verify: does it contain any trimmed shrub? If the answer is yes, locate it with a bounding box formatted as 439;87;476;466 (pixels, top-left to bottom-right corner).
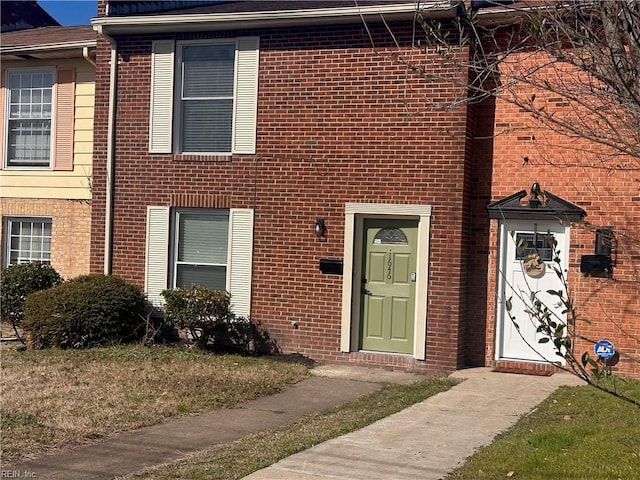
161;286;233;349
22;274;148;349
0;263;63;335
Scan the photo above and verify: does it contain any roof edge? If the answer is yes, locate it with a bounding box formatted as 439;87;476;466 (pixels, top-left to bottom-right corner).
92;2;457;35
1;40;97;55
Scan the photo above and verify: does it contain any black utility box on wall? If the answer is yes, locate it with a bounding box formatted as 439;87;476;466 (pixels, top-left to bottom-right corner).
319;258;343;275
580;254;613;276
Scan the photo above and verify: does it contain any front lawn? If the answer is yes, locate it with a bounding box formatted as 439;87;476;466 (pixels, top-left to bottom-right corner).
0;345;309;463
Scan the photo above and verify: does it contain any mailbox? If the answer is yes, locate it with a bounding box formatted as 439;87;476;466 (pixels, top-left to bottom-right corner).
580;254;613;276
319;258;343;275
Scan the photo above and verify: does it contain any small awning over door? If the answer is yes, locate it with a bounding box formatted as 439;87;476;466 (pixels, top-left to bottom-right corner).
487;187;586;222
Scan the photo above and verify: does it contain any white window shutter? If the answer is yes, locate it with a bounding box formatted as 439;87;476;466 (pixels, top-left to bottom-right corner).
233;37;259;154
227;208;254;317
150;40;175;153
145;206;170;308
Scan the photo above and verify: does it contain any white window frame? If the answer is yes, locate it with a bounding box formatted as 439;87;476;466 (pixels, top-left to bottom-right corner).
3;216;53;266
174;39;236;155
170;208;229;290
3;68;55;170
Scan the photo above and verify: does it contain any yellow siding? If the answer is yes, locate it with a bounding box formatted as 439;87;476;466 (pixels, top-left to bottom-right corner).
0;58;94;200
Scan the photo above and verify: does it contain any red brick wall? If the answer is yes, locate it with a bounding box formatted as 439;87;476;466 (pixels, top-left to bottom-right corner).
90;21;473;373
470;50;640;378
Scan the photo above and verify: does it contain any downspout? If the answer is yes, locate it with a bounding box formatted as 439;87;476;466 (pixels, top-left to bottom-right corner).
97;27;117;274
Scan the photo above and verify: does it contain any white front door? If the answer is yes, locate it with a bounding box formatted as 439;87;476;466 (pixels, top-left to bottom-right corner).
497;220;569;363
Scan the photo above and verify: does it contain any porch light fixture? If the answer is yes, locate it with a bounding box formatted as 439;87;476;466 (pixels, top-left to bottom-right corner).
529;182;542;208
314;217;327;240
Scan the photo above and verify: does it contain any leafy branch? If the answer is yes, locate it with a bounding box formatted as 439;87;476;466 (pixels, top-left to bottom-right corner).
505;232;640;407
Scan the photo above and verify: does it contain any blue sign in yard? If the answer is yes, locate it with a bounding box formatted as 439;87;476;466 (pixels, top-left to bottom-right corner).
594;339;616;360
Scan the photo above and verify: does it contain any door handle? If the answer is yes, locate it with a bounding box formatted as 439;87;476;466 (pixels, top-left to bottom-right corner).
361;288;371;295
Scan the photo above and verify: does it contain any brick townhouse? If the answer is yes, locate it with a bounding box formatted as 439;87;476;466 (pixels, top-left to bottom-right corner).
89;1;639;377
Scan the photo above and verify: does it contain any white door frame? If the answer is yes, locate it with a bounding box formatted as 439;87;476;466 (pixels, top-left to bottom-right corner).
495;219;570;363
340;203;432;359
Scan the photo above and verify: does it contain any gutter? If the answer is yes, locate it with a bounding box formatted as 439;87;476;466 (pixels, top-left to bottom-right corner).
95;25;118;275
82;46;96;67
92;2;457;34
0;40;96;55
473;2;549;26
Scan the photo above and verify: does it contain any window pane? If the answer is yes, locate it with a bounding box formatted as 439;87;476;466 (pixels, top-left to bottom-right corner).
373;227;408;245
515;233;554;261
182;99;233;152
8;120;51;166
182;44;234;97
178;213;228;264
176;265;227;291
19;221;32;235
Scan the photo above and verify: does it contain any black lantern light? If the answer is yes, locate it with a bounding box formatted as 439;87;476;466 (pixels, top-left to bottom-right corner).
314;217;327;239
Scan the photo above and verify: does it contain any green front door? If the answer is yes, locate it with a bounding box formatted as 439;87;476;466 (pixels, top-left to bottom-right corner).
360;219;417;354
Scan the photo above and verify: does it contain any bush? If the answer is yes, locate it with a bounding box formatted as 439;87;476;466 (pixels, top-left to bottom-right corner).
0;263;63;335
219;317;280;355
22;274;148;349
161;286;233;349
161;286;279;354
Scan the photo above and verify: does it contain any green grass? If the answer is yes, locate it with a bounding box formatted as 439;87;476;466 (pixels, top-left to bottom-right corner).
445;380;640;480
0;345;309;463
124;377;457;480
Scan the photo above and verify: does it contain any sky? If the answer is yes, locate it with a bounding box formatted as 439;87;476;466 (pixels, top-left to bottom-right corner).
38;1;99;26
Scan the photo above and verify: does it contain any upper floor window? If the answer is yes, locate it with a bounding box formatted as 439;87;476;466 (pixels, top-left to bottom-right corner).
2;67;75;171
6;70;54;168
150;37;259;156
178;43;234;153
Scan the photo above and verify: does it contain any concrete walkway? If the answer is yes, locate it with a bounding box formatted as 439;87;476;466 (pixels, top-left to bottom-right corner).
11;366;583;480
245;367;584;480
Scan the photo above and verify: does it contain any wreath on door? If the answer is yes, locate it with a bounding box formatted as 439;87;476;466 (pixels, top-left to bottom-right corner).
523;252;546;278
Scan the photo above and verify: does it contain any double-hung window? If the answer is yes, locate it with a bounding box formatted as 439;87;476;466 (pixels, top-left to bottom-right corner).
3;217;52;266
6;70;54;168
2;67;75;170
150;37;259;155
179;44;235;153
173;210;229;290
145;206;254;316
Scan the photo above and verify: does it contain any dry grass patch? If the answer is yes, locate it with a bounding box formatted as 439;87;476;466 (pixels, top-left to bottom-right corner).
0;345;309;464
